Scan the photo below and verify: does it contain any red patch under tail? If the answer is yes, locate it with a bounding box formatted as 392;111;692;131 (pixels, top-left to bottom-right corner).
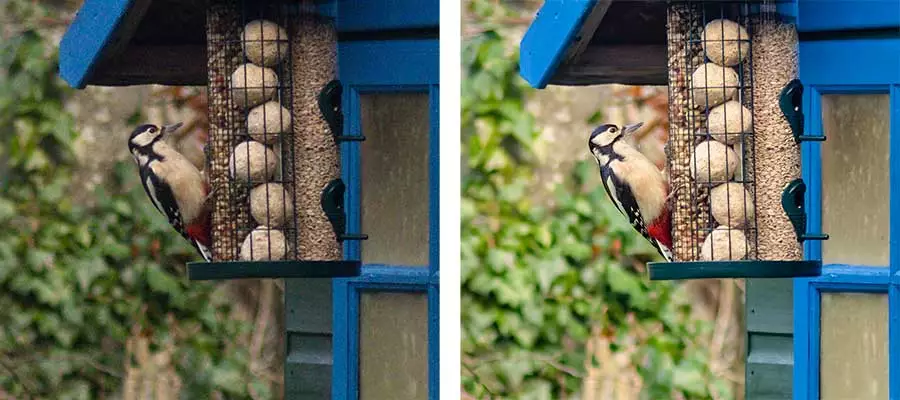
647;205;673;249
185;210;212;247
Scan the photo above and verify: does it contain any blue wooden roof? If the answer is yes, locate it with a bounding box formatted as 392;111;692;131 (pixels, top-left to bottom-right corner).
518;0;599;89
59;0;139;89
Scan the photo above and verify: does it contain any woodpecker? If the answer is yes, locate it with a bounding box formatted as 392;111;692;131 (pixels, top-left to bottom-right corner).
588;122;673;261
128;123;212;261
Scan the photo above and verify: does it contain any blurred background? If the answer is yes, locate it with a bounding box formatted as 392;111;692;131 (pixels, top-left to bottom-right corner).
461;2;744;399
0;0;282;398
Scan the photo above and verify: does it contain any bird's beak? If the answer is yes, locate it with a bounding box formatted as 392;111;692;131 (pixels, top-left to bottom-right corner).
162;122;184;137
622;122;644;136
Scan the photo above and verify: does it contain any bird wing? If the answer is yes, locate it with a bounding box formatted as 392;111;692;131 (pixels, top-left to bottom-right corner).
143;169;189;242
599;165;671;261
142;171;213;261
139;166;164;216
598;162;625;216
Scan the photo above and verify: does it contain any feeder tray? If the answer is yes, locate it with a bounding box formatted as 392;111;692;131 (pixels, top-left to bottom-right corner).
187;260;360;280
648;260;821;280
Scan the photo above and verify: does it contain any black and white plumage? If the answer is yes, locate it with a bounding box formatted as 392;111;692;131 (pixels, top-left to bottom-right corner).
128;123;212;261
588;122;673;261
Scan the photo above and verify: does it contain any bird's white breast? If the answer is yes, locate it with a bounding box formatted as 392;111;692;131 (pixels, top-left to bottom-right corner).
609;141;667;223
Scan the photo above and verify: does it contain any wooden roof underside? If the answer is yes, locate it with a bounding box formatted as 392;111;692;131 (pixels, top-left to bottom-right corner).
89;0;209;86
553;1;668;86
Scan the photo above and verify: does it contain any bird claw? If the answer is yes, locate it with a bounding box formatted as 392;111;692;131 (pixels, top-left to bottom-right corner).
203;186;219;205
666;183;687;204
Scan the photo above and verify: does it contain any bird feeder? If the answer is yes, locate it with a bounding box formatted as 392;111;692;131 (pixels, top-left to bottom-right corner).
520;0;822;280
190;0;362;280
649;1;822;280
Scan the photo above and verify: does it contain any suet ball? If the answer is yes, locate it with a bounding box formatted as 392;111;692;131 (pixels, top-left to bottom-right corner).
230;63;278;109
700;226;748;261
709;182;754;228
707;100;752;145
691;140;738;183
242;20;289;67
229;141;278;183
247;101;292;144
703;19;750;67
240;226;288;261
249;183;294;228
691;63;738;109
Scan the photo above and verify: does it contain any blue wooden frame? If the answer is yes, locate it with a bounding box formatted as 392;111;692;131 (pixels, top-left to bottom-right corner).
793;37;900;400
331;38;439;400
318;0;439;33
796;0;900;33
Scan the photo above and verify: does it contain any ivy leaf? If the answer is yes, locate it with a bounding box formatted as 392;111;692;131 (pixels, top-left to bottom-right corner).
535;256;566;294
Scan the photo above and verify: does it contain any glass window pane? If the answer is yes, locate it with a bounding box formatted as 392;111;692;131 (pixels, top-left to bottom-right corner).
359;291;428;400
820;292;888;399
821;94;890;266
360;93;430;266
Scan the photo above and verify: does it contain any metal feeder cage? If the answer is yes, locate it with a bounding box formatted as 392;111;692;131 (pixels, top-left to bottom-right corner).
649;0;824;280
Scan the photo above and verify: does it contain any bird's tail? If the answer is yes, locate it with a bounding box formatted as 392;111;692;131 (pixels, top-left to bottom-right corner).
194;240;213;262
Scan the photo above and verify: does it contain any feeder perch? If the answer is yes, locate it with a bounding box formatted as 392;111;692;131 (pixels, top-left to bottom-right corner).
318;79;363;142
183;0;360;280
321;179;369;242
781;178;829;243
779;79;823;143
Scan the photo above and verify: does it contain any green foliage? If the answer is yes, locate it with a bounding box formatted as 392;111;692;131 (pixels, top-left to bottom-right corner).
0;4;264;398
461;3;731;399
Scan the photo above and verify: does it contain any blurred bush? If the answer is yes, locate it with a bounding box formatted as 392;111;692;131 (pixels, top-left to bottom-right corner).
0;2;266;398
461;2;732;399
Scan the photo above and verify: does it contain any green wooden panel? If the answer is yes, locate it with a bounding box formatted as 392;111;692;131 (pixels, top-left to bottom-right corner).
286;278;333;334
746;361;792;400
748;333;793;364
746;278;793;334
746;278;793;400
285;279;333;399
286;335;332;398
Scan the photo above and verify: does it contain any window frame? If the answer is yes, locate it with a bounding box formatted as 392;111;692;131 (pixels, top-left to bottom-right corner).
793;37;900;400
331;39;439;400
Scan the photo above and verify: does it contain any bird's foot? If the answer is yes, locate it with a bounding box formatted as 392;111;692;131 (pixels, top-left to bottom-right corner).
203;186;220;205
665;183;688;204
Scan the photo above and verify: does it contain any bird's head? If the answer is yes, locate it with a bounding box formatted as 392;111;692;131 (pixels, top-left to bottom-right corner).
128;122;183;153
588;122;643;155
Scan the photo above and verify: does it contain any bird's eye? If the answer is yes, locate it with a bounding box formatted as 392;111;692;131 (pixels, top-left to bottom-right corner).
610;127;618;133
149;127;157;133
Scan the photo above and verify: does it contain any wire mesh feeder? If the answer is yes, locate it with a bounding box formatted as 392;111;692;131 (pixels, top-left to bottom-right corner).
188;0;362;280
649;0;823;280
